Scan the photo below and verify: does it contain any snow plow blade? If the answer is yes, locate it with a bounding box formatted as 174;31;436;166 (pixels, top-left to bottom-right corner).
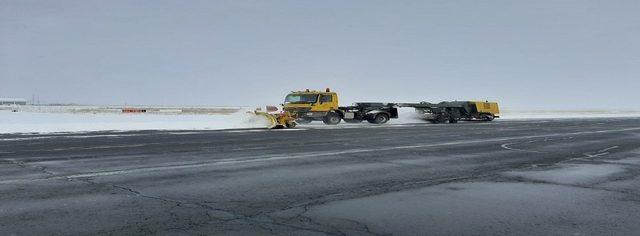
251;107;297;129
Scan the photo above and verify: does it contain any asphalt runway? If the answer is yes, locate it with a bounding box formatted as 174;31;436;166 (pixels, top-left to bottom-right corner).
2;118;640;235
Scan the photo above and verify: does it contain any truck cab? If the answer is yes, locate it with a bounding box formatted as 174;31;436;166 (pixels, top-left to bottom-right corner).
283;89;341;124
282;88;398;125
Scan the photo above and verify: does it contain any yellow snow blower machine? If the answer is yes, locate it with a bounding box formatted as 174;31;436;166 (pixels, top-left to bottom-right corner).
251;106;297;129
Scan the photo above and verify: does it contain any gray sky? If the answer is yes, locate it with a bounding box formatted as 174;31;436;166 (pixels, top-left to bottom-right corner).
1;0;639;110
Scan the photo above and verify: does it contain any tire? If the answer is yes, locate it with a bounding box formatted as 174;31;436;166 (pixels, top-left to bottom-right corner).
286;122;297;128
483;114;495;121
296;118;312;124
368;113;390;124
322;112;342;125
434;115;447;124
344;119;362;123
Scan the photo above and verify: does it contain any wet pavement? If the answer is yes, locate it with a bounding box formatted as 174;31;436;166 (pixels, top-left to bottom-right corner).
1;118;640;235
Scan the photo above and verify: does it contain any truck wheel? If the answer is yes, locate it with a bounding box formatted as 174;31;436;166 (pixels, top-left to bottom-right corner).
344;119;362;123
483;114;495;121
368;113;390;124
323;112;342;125
296;118;312;124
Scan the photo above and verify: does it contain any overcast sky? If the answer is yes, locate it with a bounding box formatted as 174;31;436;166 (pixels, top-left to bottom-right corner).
1;0;639;109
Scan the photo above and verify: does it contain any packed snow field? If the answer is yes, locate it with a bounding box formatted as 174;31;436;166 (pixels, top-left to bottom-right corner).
0;110;271;134
2;105;640;134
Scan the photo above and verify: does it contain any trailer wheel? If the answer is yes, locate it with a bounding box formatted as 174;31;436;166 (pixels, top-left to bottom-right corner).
434;115;447;124
323;112;342;125
368;113;390;124
483;114;495;121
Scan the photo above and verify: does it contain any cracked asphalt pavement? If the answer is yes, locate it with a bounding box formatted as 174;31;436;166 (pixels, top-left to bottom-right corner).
2;118;640;235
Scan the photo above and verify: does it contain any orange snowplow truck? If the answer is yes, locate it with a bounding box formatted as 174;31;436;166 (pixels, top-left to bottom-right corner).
282;88;399;125
282;88;500;125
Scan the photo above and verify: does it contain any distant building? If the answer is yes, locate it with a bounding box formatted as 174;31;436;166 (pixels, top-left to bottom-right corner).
0;98;27;105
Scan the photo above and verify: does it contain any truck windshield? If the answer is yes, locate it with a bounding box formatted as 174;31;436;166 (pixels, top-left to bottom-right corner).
285;94;318;104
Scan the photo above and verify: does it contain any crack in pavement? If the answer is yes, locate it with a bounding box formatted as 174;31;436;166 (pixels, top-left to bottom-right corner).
500;138;549;153
2;157;59;177
560;145;621;163
500;137;576;154
500;175;640;199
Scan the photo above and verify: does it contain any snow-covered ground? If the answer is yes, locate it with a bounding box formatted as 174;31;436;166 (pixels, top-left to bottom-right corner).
0;110;271;134
1;106;639;134
0;105;240;115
